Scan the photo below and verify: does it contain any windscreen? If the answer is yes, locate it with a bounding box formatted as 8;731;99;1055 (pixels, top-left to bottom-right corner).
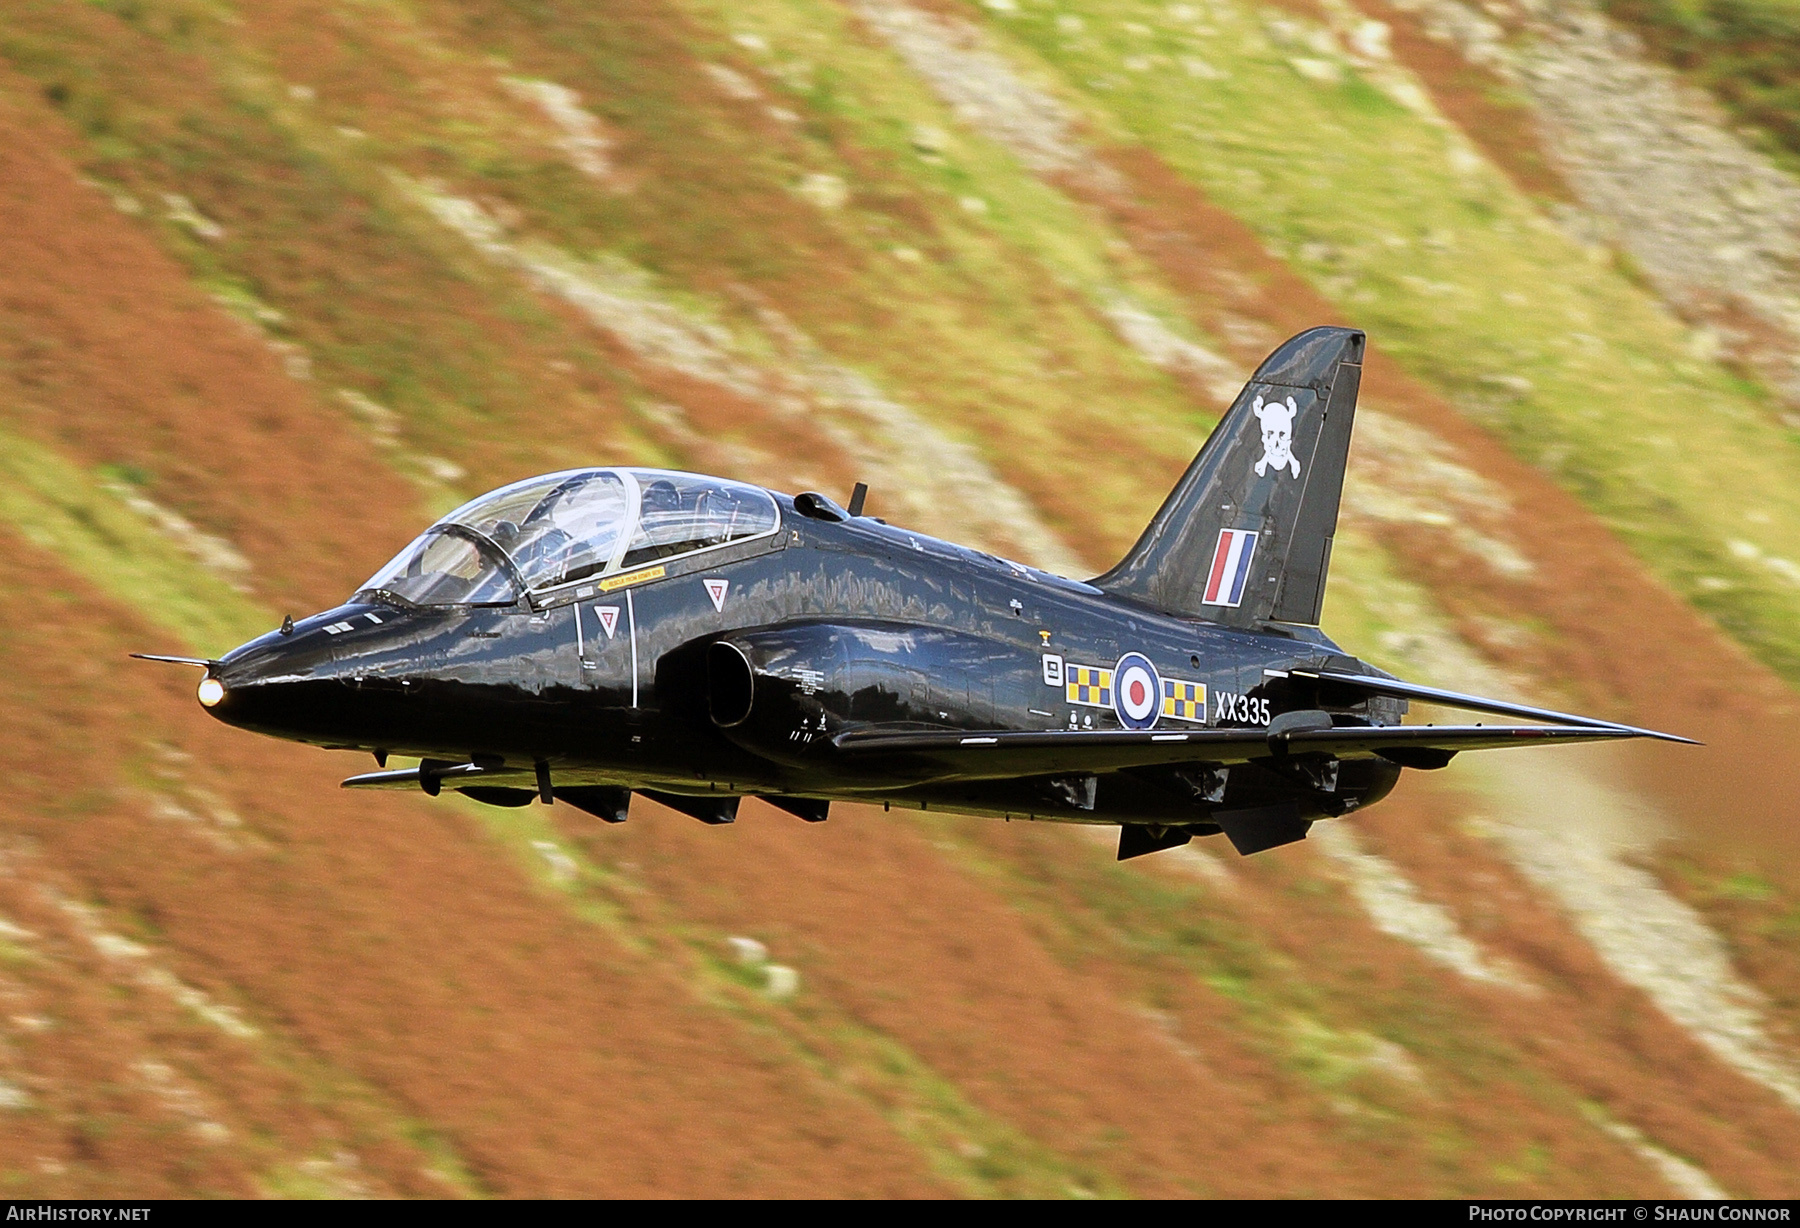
359;528;520;606
428;469;630;591
482;472;630;590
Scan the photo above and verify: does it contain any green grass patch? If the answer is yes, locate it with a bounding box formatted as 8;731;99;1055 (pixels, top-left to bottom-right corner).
0;428;274;655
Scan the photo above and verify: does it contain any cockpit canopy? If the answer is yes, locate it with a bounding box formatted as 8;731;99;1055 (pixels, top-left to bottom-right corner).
358;468;781;607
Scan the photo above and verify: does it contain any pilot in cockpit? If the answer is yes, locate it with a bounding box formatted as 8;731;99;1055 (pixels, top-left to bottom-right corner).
487;520;522;552
626;479;696;567
642;479;681;517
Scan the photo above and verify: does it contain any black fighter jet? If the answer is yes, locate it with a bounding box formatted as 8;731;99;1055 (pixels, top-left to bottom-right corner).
138;327;1691;859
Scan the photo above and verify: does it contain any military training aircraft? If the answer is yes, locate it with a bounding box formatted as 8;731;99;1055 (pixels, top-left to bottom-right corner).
136;327;1692;859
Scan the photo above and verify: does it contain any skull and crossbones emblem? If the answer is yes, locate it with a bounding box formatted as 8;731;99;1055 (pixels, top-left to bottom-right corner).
1252;394;1302;479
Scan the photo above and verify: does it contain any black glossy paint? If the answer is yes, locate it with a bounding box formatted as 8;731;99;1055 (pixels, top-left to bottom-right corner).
184;327;1684;858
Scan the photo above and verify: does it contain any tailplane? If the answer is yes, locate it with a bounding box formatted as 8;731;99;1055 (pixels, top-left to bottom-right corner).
1092;326;1364;627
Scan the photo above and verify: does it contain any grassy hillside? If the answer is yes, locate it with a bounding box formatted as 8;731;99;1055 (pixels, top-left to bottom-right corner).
2;0;1800;1197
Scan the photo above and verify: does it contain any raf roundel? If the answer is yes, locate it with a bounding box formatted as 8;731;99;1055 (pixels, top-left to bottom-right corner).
1113;652;1161;730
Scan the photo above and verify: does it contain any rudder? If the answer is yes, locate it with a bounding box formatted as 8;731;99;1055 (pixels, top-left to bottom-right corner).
1092;326;1364;627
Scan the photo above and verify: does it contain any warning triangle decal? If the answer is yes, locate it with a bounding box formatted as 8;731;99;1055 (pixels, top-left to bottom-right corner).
596;606;620;639
703;578;729;612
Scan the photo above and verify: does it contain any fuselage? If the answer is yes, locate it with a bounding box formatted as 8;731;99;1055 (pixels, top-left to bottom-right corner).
183;329;1679;851
206;492;1403;829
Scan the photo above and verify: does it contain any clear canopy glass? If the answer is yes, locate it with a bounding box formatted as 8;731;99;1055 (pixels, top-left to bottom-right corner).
356;468;779;606
620;472;781;570
359;528;521;607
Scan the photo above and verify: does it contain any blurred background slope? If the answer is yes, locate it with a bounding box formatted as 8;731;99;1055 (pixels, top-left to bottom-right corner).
1;0;1799;1197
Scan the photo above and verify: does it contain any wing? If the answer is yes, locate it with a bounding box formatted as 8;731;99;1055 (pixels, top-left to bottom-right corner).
829;721;1646;782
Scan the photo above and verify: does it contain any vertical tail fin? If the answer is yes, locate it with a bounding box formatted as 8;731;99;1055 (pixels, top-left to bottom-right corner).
1092;326;1364;627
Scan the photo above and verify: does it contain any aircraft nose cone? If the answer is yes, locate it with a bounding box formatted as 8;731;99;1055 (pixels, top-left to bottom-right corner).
201;611;377;743
202;603;474;751
201;643;327;737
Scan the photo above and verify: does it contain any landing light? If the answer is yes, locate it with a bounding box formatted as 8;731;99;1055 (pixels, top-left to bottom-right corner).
197;677;225;708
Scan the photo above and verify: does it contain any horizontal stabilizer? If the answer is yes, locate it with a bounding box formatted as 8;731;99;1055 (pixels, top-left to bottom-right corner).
1283;668;1698;744
832;721;1649;783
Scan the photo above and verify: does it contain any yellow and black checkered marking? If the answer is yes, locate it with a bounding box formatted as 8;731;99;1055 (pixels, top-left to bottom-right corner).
1162;679;1208;723
1065;664;1113;708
